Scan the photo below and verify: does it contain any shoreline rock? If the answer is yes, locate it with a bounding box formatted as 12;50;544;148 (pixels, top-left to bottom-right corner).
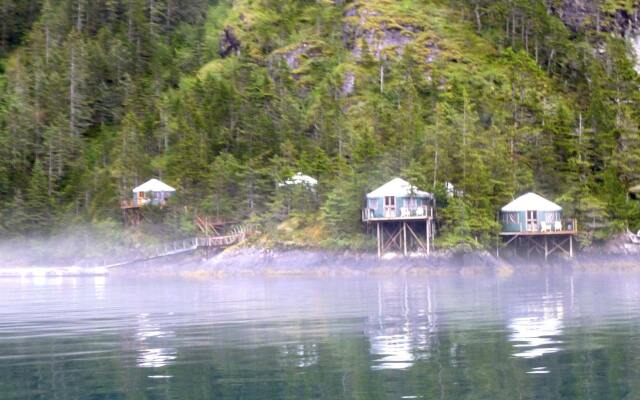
114;247;516;278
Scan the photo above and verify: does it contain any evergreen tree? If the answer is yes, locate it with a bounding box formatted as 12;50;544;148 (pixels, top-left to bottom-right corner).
24;159;51;231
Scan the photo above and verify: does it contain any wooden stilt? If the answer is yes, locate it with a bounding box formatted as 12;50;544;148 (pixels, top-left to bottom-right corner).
544;236;548;261
426;221;430;256
403;222;407;256
377;222;381;258
407;223;427;253
570;235;573;258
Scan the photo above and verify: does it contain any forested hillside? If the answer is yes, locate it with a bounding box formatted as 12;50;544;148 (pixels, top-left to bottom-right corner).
2;0;640;250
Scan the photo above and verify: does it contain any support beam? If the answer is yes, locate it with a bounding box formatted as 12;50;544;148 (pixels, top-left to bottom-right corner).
403;222;407;256
570;235;573;258
383;227;403;253
377;222;381;258
426;221;431;256
500;232;576;261
545;236;548;261
407;223;427;254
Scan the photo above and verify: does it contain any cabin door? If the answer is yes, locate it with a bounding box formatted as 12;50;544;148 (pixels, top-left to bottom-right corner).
526;210;538;231
384;196;396;218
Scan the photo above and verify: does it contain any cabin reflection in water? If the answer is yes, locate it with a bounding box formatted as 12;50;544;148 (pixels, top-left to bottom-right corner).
279;343;319;368
367;281;438;370
134;313;177;370
508;293;564;366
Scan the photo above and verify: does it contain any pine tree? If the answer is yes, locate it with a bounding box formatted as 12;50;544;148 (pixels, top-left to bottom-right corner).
6;189;28;234
24;159;51;231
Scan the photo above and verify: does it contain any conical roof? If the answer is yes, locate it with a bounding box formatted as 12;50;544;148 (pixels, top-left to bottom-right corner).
501;192;561;212
366;178;432;199
283;172;318;186
132;179;176;193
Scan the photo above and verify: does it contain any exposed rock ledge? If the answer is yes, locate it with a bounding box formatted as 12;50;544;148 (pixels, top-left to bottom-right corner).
112;241;640;278
117;247;516;278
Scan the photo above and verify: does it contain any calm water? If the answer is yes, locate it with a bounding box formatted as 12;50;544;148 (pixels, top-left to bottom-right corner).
1;270;640;399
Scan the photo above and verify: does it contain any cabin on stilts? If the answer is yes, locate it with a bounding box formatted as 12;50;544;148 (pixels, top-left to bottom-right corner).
499;192;577;260
362;178;436;258
121;178;176;226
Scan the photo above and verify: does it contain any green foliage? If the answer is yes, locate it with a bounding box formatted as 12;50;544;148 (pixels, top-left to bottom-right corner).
1;0;640;250
322;171;365;238
438;197;500;249
24;159;51;232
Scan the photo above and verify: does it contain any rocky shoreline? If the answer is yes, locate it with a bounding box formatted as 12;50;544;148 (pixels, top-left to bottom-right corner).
107;243;640;279
4;234;640;278
191;248;516;278
109;247;514;278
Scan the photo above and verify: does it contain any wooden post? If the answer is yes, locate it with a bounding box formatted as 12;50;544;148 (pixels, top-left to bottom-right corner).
377;222;381;258
403;222;407;256
570;235;573;258
544;236;548;261
426;220;430;256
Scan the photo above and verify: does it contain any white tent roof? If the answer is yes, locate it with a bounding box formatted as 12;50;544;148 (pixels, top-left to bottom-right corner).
132;179;176;193
280;172;318;187
501;192;561;212
366;178;432;199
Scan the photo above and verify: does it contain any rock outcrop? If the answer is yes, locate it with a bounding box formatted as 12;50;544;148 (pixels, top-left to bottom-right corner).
219;26;241;58
342;3;418;61
269;41;325;80
548;0;640;35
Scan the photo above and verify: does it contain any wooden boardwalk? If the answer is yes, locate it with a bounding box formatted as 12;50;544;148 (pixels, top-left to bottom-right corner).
90;225;256;269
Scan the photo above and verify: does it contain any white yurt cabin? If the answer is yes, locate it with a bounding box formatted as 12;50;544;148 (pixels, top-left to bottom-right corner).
132;178;176;207
500;192;566;233
364;178;434;220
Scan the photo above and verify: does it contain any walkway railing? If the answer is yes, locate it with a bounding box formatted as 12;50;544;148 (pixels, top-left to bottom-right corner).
362;206;433;221
82;224;258;269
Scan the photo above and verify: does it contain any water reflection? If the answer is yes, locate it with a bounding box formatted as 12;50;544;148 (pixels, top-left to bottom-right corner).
279;343;318;368
93;275;106;300
2;273;640;399
135;313;176;369
368;281;437;370
509;294;564;360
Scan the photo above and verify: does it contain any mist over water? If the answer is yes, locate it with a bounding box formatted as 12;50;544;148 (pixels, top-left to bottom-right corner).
1;270;640;399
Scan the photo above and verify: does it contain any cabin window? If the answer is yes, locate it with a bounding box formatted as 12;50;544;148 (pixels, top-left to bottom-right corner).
502;212;519;224
406;198;417;209
138;192;145;199
368;199;378;210
384;196;395;207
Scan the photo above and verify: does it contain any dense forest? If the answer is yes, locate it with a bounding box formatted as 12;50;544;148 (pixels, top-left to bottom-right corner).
2;0;640;251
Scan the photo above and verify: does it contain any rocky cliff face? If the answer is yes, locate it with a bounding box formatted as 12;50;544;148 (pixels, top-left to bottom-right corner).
548;0;640;71
549;0;639;35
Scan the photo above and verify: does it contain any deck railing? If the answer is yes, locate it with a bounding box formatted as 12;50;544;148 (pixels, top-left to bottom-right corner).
503;218;578;234
120;198;166;209
362;206;433;221
120;199;137;209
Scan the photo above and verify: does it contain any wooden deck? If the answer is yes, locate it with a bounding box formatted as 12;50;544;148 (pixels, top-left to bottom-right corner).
498;220;578;260
362;207;434;222
120;200;139;209
364;215;433;222
500;230;577;236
